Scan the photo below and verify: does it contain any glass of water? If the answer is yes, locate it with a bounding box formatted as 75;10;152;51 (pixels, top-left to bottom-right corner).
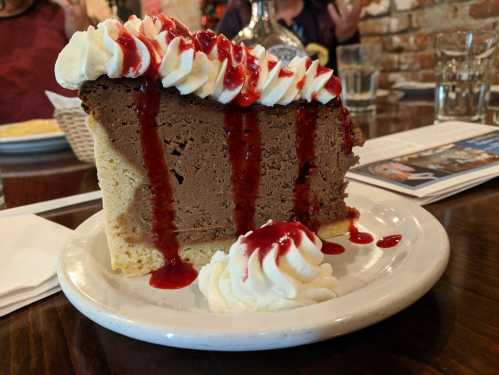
336;43;382;113
435;29;498;123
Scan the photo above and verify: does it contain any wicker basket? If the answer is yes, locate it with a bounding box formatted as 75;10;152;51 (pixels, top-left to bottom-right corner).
54;107;95;164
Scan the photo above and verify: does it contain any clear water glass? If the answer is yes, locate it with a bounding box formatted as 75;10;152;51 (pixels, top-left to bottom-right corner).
336;44;382;113
435;29;498;123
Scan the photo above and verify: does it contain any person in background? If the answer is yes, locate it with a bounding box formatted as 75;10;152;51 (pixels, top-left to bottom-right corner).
217;0;362;71
0;0;109;124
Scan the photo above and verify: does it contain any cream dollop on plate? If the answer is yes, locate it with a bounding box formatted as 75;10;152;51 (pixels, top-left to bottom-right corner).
198;221;337;312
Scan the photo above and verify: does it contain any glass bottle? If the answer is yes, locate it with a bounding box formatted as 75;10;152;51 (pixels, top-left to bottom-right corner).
233;0;306;65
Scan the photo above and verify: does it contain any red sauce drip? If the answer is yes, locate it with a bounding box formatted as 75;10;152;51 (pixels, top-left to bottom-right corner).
268;60;278;71
137;35;161;79
305;58;312;70
216;35;232;62
215;36;246;91
279;68;294;78
340;106;353;154
235;90;260;107
156;14;175;32
149;258;199;289
242;221;316;264
234;52;261;107
116;30;141;76
316;65;331;76
224;63;245;90
347;206;360;220
296;76;306;90
348;221;374;244
155;15;177;43
232;43;244;64
224;109;261;235
156;15;191;43
193;30;216;54
377;235;402;248
322;241;345;255
172;19;191;38
138;22;146;36
136;79;197;289
179;38;194;52
325;75;342;97
293;103;319;231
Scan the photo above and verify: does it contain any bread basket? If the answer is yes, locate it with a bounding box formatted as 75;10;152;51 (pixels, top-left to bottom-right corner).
54;107;95;164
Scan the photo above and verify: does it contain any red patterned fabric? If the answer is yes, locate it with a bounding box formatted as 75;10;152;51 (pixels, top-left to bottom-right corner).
0;0;76;124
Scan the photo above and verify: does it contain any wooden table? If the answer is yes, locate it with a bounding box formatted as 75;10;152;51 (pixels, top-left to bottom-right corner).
1;100;498;375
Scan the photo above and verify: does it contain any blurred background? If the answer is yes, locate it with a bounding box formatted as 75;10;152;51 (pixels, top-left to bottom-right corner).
131;0;499;88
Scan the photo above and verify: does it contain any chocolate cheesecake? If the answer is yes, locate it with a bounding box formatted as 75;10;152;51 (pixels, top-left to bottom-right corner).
55;14;363;288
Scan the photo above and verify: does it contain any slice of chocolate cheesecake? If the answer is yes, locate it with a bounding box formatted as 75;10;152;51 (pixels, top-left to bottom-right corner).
56;14;363;288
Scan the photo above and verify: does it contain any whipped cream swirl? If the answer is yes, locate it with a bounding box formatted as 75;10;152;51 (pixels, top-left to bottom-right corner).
55;14;342;107
198;221;337;312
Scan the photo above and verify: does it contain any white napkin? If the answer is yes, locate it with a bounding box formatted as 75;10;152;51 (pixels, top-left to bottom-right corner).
0;214;72;317
45;90;82;110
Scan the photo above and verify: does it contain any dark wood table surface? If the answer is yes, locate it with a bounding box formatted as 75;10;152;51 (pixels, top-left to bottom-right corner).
1;100;498;375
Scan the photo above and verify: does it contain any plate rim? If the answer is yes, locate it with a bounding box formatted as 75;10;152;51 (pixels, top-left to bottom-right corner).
57;196;449;351
0;131;66;144
0;135;69;155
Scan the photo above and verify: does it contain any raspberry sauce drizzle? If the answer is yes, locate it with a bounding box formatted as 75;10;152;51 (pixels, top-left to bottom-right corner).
216;35;232;62
345;206;373;245
279;68;294;78
235;52;261;106
377;234;402;248
322;241;345;255
116;30;141;76
316;65;330;76
179;38;194;52
136;79;197;289
137;36;161;79
243;221;315;264
155;14;191;43
296;77;306;90
325;76;342;97
216;36;246;91
293;103;320;231
268;60;278;71
348;223;374;244
193;30;216;54
224;108;261;235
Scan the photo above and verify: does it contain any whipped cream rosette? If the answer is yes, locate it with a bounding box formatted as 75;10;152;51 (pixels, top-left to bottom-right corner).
199;221;337;312
55;15;342;107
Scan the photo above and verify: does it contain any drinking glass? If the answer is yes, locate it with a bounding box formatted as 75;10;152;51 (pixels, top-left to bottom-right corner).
336;44;382;113
435;29;498;123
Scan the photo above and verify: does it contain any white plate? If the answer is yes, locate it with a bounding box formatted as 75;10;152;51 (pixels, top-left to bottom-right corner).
0;133;69;154
57;188;449;351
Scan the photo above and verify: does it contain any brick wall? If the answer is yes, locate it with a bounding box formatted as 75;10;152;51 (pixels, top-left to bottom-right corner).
359;0;499;88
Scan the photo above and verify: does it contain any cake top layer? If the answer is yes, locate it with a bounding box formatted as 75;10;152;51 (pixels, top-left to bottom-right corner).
55;14;342;107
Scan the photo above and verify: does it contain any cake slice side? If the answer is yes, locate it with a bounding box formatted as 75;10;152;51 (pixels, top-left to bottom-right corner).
81;77;362;276
88;115;165;275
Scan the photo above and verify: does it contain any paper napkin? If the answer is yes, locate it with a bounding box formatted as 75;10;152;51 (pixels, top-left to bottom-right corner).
45;90;82;110
0;214;72;317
